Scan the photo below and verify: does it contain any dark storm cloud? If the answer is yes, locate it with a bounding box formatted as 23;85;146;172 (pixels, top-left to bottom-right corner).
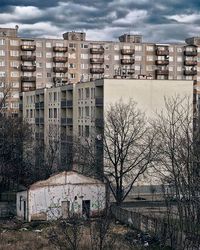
0;0;199;42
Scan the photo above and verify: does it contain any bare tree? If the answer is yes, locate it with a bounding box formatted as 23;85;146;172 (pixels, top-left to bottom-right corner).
103;99;157;205
0;80;11;116
153;96;200;249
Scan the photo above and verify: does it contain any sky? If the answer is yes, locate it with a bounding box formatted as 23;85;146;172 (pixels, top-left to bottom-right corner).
0;0;199;43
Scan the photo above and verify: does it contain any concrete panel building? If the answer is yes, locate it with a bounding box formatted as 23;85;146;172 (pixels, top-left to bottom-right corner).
0;26;199;116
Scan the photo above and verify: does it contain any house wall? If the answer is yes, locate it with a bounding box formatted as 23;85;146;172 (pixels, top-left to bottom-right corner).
16;190;28;220
28;183;105;221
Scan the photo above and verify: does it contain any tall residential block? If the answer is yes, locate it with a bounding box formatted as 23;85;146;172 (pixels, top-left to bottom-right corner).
0;26;199;116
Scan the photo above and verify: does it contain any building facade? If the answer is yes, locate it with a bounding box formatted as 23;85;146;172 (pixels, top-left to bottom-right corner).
0;26;200;115
20;78;194;176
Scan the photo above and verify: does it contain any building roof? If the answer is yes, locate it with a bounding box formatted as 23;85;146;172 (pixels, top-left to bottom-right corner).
29;171;104;189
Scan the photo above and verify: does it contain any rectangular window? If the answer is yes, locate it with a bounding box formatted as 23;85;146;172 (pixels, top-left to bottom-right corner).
70;73;75;79
36;62;42;68
36;41;42;47
0;61;5;67
135;45;142;51
0;50;5;56
81;64;88;69
46;52;52;58
46;42;52;48
85;106;89;117
10;40;19;46
69;63;76;69
10;50;19;57
147;56;154;61
36;73;42;78
85;88;90;99
56;42;63;47
36;52;42;57
135;55;142;61
85;125;90;137
10;61;19;67
146;46;154;51
114;55;119;60
80;54;88;59
46;62;52;68
11;71;19;77
81;44;88;49
177;47;182;53
169;47;174;52
0;39;5;46
177;57;183;62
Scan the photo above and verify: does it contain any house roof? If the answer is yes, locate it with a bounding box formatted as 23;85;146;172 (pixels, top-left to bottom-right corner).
29;171;104;189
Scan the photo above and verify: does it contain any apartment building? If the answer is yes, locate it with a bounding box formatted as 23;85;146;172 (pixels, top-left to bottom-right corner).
0;26;200;116
20;78;193;177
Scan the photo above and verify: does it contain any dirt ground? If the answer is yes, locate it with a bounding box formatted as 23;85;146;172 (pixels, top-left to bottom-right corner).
0;218;140;250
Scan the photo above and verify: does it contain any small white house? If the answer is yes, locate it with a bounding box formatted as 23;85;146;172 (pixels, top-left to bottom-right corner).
16;171;106;221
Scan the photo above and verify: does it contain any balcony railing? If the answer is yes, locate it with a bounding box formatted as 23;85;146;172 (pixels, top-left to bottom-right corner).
95;97;103;106
53;46;68;52
155;69;169;75
21;55;36;61
90;48;104;54
21;45;36;51
61;118;73;125
184;70;197;75
21;76;36;82
90;58;104;64
184;50;197;56
184;60;197;66
121;59;135;64
21;65;36;71
61;100;73;108
156;49;169;56
121;49;135;55
53;67;68;73
21;86;36;92
53;56;68;63
53;77;68;83
155;60;169;65
90;68;104;74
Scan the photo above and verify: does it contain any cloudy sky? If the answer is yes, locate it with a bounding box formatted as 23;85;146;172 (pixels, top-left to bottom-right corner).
0;0;199;43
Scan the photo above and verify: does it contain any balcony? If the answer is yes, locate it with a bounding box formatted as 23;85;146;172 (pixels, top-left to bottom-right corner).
95;97;103;106
90;58;104;64
21;86;36;92
35;117;44;124
156;49;169;56
90;68;104;74
21;45;36;51
21;55;36;61
21;76;36;82
90;48;104;54
184;70;197;75
184;60;197;66
53;67;68;73
155;69;169;75
53;46;68;52
184;50;197;56
61;100;73;108
95;118;104;127
61;118;73;125
21;65;36;71
53;77;68;83
53;56;68;63
121;49;134;55
121;59;135;64
155;60;169;65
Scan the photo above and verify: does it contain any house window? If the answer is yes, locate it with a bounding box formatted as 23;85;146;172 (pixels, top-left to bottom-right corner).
85;88;90;99
85;125;90;137
46;42;52;48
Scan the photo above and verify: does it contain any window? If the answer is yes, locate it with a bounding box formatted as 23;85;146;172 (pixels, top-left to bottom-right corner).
146;46;154;51
10;61;19;67
10;50;19;57
177;57;183;62
54;108;57;118
46;42;52;48
85;88;90;99
177;66;182;72
104;55;109;60
53;92;57;102
10;40;19;46
177;47;182;53
0;61;5;67
0;50;5;56
46;52;52;58
146;65;153;71
169;66;173;72
81;44;88;49
46;62;52;68
12;82;19;88
47;72;51;77
135;55;142;61
36;73;42;78
69;43;76;48
49;109;52;118
0;82;4;87
135;65;140;71
11;71;19;77
147;56;154;61
114;45;119;50
81;64;88;69
80;54;88;59
36;52;42;57
135;45;142;51
36;62;42;68
70;73;75;79
169;47;174;52
0;39;5;46
36;41;42;47
85;106;89;116
69;63;76;69
114;55;119;60
169;56;173;62
85;125;90;137
56;42;63;47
